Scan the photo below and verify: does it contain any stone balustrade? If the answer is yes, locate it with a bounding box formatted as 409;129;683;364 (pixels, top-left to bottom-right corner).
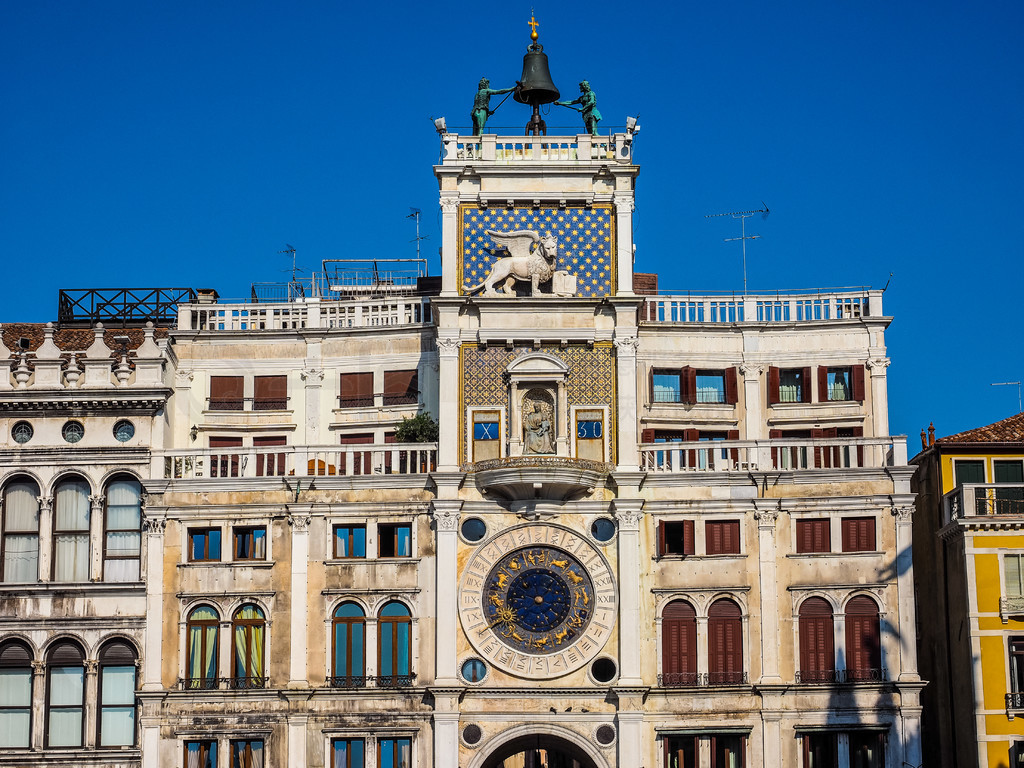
176;296;432;332
442;132;632;165
640;289;883;324
943;482;1024;524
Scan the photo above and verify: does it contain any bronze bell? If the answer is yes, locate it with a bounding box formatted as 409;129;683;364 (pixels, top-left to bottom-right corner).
514;42;559;135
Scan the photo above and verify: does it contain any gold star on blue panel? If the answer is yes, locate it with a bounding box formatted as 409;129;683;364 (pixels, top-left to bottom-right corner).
460;205;614;297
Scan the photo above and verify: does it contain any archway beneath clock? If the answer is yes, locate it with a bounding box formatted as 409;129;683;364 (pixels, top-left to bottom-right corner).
472;723;608;768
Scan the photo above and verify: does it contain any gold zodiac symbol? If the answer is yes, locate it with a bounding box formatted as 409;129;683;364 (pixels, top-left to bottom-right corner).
551;558;568;569
554;628;569;645
534;636;549;649
564;569;584;585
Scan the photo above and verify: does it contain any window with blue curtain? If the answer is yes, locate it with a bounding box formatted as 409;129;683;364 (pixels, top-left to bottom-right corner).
231;738;264;768
185;740;217;768
46;641;85;747
98;640;137;746
333;525;366;558
332;738;365;768
332;603;365;685
232;605;265;687
379;737;412;768
0;640;33;748
186;606;219;688
378;602;411;682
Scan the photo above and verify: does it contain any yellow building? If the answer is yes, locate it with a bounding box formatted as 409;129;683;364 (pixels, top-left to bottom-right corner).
912;413;1024;768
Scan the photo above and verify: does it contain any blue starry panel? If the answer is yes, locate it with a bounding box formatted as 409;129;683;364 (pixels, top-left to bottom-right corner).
459;204;615;298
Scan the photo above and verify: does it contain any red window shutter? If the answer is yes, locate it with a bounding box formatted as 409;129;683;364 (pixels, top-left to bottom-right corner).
708;600;742;681
680;366;695;404
725;368;739;405
384;370;418;405
799;598;835;679
340;373;373;407
253;375;287;409
210;376;244;409
817;366;828;403
683;520;695;556
254;435;286;477
842;517;875;552
648;367;654;404
852;426;864;467
663;601;697;682
801;367;813;402
727;429;740;465
724;521;740;554
657;520;666;556
769;428;782;469
641;428;656;444
706;521;726;555
811;427;824;468
821;427;838;468
845;597;881;678
768;366;780;405
683;428;699;467
209;436;243;448
208;436;242;478
852;365;866;401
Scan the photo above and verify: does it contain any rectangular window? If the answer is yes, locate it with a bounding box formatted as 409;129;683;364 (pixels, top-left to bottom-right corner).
334;525;367;559
379;523;412;558
104;480;142;582
2;482;39;582
575;410;605;462
817;365;865;402
1008;555;1024;598
189;528;222;562
472;411;501;462
705;520;741;555
253;375;287;410
796;519;831;554
254;436;287;477
802;733;837;768
339;373;374;408
47;666;84;747
664;734;697;768
379;737;412;768
711;735;745;768
233;527;266;561
184;740;217;768
995;460;1024;514
98;664;136;747
0;667;31;747
53;481;90;582
332;738;366;768
779;369;807;403
231;739;265;768
1011;638;1024;695
841;517;875;552
657;520;695;556
848;731;884;768
954;459;986;486
652;370;682;403
210;375;244;410
825;367;851;401
209;436;243;478
696;371;726;403
383;370;418;406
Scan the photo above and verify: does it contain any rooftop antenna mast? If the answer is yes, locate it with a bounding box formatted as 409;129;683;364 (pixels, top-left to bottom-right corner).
278;244;305;300
407;208;428;262
705;203;770;296
992;381;1023;413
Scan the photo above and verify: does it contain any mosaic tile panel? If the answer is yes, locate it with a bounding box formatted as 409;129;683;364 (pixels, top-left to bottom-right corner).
459;205;615;298
460;343;616;464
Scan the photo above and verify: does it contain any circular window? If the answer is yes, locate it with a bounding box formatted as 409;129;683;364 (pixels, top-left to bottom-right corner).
61;421;84;444
596;724;616;745
11;421;33;444
591;656;618;683
113;420;135;442
460;517;487;543
591;517;616;542
462;724;482;746
461;658;487;683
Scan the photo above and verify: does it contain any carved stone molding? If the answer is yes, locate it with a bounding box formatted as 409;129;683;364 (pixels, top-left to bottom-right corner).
436;337;461;356
613;336;639;355
85;660;98;675
892;505;914;523
89;495;105;510
613;195;636;213
37;496;52;513
739;363;764;379
142;516;167;534
288;513;313;532
867;357;891;371
300;368;325;383
612;502;644;531
432;509;461;532
440;196;460;214
174;369;195;386
31;661;45;675
754;507;780;528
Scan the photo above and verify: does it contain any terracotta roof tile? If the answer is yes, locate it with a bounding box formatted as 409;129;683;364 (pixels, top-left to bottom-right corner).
936;412;1024;444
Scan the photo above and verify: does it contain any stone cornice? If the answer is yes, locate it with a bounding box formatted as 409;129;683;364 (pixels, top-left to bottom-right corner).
0;388;171;415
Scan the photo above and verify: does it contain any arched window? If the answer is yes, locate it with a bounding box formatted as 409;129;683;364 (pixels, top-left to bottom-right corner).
377;602;411;686
798;597;835;683
53;478;90;582
2;480;40;582
332;603;366;687
708;598;743;685
0;640;33;747
231;605;265;688
661;600;697;686
104;478;142;582
186;606;219;689
97;640;137;747
46;640;85;747
845;596;882;681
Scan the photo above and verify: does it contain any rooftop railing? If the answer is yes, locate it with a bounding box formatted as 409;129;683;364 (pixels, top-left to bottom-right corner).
177;296;432;332
640;289;883;325
640;436;906;473
944;483;1024;524
440;132;634;165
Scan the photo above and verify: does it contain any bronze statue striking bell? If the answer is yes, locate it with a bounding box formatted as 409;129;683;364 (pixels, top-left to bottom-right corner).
514;43;559;106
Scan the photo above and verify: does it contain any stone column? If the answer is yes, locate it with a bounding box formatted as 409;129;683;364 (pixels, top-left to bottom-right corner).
83;659;98;747
435;336;461;471
440;195;460;296
140;716;160;768
740;365;764;441
37;496;52;582
287;714;308;768
760;709;783;767
364;619;378;678
89;495;105;582
613;500;644;685
432;692;461;768
867;357;891;437
288;510;312;688
430;501;462;685
142;517;165;690
696;617;709;678
300;368;325;446
613;193;635;295
614;334;640;469
834;614;847;676
614;690;646;768
30;661;45;749
754;503;783;683
893;505;920;681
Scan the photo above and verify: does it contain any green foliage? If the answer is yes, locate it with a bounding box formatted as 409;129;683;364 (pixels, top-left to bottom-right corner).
394;412;439;443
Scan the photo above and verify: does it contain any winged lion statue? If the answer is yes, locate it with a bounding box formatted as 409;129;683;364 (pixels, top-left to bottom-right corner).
465;230;559;297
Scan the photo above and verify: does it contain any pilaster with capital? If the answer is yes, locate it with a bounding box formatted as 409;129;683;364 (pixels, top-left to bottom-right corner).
613;192;636;295
89;495;105;581
867;356;891;436
892;504;920;680
301;367;324;444
739;364;764;440
440;194;460;295
37;496;52;582
431;500;463;684
30;661;45;748
142;514;166;689
754;501;783;682
288;509;313;687
614;333;640;469
84;659;99;747
613;499;644;684
436;336;461;471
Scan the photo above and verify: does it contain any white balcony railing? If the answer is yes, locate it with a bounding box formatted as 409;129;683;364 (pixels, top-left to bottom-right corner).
177;297;431;332
159;443;437;480
442;133;631;165
640;437;905;473
944;483;1024;524
640;290;882;325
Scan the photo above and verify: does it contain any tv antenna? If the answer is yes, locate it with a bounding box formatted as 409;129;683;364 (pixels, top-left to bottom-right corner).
992;381;1023;413
407;208;428;262
705;203;770;296
278;244;305;300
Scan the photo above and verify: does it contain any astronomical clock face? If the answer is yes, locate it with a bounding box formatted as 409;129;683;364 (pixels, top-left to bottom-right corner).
459;524;616;679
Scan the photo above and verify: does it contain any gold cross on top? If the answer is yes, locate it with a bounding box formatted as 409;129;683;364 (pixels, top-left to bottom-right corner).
528;14;539;41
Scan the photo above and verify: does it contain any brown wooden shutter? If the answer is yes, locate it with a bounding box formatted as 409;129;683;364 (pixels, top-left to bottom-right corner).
725;368;739;405
817;366;828;403
641;428;656;444
656;520;666;556
384;370;418;405
796;519;830;553
708;599;742;682
768;366;780;405
210;375;243;409
845;596;881;679
340;373;373;407
726;429;740;465
852;365;866;401
254;435;286;477
769;428;783;469
683;428;699;468
852;426;864;467
682;519;695;556
98;641;137;665
706;521;722;555
680;366;695;404
48;641;85;665
799;598;834;680
254;375;287;409
811;427;824;468
209;436;242;478
662;601;697;683
842;517;875;552
0;641;32;666
801;367;813;402
648;367;654;404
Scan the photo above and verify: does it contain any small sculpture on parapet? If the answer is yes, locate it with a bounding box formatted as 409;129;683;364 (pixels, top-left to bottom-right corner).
471;77;517;136
555;80;602;135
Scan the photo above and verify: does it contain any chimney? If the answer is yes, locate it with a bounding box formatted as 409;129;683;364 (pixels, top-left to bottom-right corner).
928;422;935;446
920;428;927;451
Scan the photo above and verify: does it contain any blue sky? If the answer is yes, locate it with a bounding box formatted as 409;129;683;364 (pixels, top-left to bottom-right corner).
2;1;1022;444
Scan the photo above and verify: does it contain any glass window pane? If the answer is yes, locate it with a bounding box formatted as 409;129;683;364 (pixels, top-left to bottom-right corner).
104;558;140;582
1009;556;1024;598
53;534;89;581
4;483;39;531
99;706;135;746
3;534;38;582
397;623;410;674
55;481;90;530
0;668;31;705
47;707;82;746
101;666;136;705
49;667;84;705
0;709;30;747
380;622;394;676
396;526;411;557
106;530;142;557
